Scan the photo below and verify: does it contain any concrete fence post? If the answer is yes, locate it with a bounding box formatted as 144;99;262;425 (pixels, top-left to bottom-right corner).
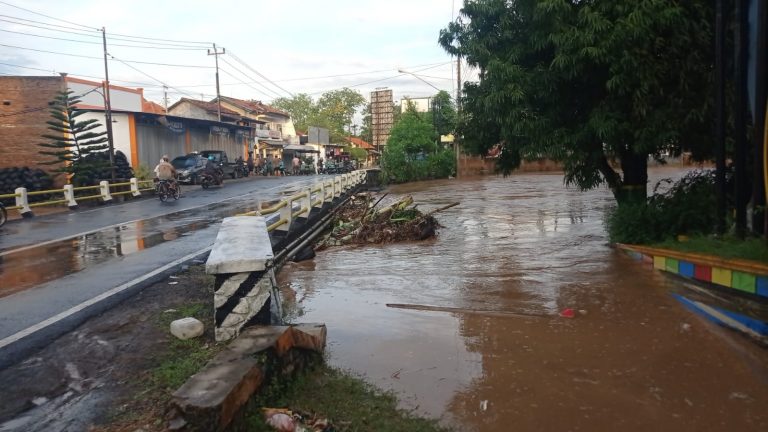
14;187;32;218
314;182;325;208
277;197;292;232
130;177;141;197
99;181;113;203
63;184;78;210
324;180;332;203
333;176;341;198
299;188;312;218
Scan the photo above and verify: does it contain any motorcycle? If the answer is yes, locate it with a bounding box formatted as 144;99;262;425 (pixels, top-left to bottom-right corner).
234;163;249;178
156;179;180;202
200;168;224;189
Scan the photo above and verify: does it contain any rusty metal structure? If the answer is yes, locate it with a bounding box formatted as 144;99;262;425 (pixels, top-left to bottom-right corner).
370;88;393;151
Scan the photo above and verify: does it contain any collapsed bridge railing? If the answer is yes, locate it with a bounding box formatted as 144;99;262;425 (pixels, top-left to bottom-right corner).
206;170;369;341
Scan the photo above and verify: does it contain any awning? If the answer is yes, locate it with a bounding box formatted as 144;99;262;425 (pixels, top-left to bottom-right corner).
284;144;320;153
258;139;286;147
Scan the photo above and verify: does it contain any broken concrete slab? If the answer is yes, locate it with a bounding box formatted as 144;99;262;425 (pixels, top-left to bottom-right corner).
205;216;273;274
170;323;326;431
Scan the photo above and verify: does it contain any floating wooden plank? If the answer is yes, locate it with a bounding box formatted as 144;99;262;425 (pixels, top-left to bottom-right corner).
385;303;548;319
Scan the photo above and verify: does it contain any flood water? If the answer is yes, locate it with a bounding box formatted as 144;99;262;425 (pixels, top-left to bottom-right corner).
278;168;768;431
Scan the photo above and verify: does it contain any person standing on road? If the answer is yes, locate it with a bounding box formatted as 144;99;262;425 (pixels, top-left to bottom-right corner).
265;155;273;176
247;153;254;174
292;155;301;176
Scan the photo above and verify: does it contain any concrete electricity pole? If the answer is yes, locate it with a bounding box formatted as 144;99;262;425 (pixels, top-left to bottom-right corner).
101;27;116;181
208;44;226;122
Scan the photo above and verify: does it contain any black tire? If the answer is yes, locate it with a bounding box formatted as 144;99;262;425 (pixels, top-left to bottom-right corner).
191;174;198;185
201;177;211;189
158;182;169;202
0;205;7;228
173;185;181;200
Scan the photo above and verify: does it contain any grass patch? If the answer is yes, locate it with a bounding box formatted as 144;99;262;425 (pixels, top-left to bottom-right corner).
150;302;220;391
652;235;768;263
241;363;449;432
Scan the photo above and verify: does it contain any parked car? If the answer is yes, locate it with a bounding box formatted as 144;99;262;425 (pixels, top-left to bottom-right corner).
171;154;208;185
198;150;237;179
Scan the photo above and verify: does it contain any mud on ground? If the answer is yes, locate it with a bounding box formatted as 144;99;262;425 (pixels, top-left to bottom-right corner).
0;264;216;432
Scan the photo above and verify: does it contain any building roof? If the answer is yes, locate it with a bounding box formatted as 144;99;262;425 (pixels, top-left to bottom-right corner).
217;96;290;118
142;98;166;114
168;97;240;117
345;136;374;150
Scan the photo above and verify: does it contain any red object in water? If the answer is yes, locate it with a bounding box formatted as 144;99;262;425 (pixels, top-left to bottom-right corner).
559;308;575;318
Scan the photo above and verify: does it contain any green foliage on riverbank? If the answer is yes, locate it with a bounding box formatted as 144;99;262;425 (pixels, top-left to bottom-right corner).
606;170;718;244
243;363;449;432
652;236;768;263
381;110;456;183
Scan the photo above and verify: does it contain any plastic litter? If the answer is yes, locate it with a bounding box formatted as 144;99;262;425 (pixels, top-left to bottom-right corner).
559;308;575;318
262;407;334;431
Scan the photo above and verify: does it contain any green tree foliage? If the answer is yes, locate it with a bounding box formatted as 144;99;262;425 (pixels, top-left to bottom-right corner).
381;110;455;183
425;90;457;136
271;93;317;132
348;147;368;163
38;90;109;183
272;88;366;143
440;0;715;205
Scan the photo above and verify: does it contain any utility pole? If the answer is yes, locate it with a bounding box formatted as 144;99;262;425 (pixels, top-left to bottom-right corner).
208;43;225;122
455;55;461;178
163;85;169;113
101;27;116;181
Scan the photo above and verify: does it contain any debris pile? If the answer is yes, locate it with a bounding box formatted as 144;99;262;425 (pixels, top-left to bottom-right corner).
316;193;458;250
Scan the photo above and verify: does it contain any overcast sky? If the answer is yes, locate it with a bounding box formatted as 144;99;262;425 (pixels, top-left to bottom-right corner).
0;0;477;116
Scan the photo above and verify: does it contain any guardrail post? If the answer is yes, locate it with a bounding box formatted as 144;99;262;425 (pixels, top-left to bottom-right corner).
99;180;113;203
323;180;332;203
63;184;78;210
342;174;349;190
130;177;141;197
14;187;33;218
333;176;341;198
299;189;311;218
277;198;292;232
314;182;325;208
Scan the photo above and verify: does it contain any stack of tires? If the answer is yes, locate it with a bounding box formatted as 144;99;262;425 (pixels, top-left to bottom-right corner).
71;151;135;186
0;167;54;205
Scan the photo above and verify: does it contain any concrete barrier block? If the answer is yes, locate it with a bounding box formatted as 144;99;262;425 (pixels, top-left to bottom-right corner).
679;261;695;278
206;216;273;274
694;265;711;282
653;256;666;270
171;324;326;431
665;258;679;274
757;276;768;297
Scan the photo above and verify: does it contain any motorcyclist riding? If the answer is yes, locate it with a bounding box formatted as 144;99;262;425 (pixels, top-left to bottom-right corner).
154;155;179;195
204;155;222;185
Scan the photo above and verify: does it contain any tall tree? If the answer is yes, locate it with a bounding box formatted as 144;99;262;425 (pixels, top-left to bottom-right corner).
316;88;366;138
440;0;715;205
38;90;109;184
271;93;317;132
426;90;457;137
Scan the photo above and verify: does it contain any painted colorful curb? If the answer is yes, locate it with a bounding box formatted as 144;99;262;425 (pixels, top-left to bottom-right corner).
616;243;768;299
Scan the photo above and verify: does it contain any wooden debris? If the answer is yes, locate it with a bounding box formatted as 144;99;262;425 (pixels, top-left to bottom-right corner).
315;194;458;250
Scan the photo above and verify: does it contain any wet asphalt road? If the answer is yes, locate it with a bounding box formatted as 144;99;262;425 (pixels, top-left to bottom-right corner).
0;174;326;353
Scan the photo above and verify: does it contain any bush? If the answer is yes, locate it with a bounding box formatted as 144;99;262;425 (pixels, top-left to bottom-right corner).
606;169;718;244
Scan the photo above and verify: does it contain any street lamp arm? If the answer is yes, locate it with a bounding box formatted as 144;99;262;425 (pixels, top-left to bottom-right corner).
398;68;442;92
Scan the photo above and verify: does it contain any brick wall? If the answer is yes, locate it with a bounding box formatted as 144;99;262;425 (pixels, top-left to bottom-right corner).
0;76;66;172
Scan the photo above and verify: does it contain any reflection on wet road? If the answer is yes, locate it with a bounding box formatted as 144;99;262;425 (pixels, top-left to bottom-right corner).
0;182;290;297
278;169;768;431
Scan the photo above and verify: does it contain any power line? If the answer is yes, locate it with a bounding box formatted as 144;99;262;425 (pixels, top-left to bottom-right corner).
0;27;209;50
0;0;94;30
0;2;211;45
227;50;294;97
0;42;215;68
307;63;452;96
0;16;212;48
218;67;276;101
219;57;283;99
108;54;198;98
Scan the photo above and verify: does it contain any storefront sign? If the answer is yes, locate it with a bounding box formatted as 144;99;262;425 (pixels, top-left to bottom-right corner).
210;126;230;136
166;120;184;133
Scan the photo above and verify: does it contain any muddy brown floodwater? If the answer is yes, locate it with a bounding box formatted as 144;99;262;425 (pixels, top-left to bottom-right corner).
277;168;768;432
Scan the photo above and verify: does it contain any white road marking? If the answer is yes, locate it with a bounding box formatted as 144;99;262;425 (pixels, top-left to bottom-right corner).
0;246;212;350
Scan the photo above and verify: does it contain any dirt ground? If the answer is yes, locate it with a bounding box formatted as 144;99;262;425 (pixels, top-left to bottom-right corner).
0;263;216;432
